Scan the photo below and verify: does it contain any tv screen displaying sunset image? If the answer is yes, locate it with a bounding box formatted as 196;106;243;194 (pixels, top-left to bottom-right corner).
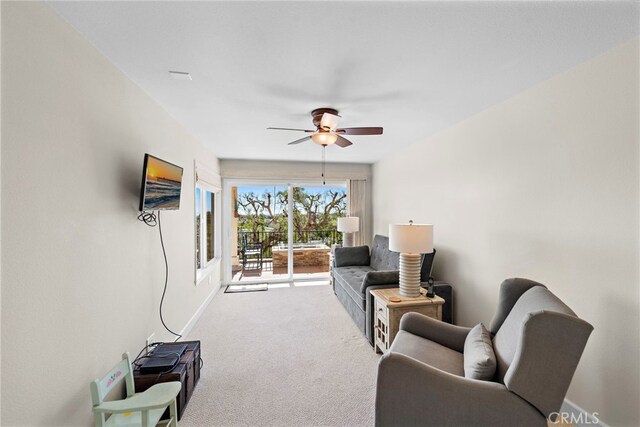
139;154;184;211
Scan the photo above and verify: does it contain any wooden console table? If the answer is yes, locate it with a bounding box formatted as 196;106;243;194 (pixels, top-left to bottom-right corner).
371;288;445;354
133;340;201;420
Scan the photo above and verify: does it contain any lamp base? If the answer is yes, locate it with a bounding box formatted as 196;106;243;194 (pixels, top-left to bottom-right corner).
343;232;354;247
399;253;421;298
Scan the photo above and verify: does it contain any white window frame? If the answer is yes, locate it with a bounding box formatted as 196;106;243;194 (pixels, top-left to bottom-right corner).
194;163;221;285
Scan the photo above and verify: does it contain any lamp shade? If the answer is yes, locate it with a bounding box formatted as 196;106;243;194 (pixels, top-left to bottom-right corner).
311;132;338;145
337;217;359;233
389;223;433;254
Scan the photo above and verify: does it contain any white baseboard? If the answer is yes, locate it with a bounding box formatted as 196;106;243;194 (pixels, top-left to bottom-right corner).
559;399;608;427
179;282;220;339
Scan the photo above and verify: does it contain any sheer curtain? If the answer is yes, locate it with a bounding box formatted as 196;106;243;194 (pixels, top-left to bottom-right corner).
348;179;367;247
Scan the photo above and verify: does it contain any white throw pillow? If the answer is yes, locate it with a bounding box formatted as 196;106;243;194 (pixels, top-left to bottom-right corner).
463;323;497;380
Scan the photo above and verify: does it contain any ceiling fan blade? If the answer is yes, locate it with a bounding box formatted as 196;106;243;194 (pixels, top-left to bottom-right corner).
337;127;383;135
335;135;353;148
268;127;314;132
287;136;312;145
320;113;341;131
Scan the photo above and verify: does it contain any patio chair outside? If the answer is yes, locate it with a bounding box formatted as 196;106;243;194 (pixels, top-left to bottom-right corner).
241;233;263;273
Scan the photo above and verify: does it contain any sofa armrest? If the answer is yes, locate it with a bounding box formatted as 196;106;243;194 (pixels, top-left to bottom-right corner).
334;246;370;267
360;270;399;292
375;352;546;427
400;312;471;352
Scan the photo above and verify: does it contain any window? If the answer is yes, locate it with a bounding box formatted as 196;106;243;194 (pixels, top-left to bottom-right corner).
195;184;219;276
196;188;202;269
194;162;221;283
205;190;215;262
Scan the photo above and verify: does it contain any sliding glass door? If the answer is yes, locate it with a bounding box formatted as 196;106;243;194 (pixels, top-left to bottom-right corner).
291;185;346;279
230;184;289;282
225;180;346;284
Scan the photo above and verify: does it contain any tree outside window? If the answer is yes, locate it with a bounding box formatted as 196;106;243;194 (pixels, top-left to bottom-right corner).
196;186;216;272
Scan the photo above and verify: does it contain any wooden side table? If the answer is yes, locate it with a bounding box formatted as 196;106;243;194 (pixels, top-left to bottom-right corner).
371;288;445;354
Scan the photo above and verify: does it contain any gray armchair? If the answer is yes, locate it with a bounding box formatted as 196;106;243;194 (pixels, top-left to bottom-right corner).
375;278;593;426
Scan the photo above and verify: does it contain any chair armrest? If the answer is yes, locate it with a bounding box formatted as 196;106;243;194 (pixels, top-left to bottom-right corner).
334;246;370;267
399;312;471;352
93;382;181;414
360;270;399;292
376;352;546;426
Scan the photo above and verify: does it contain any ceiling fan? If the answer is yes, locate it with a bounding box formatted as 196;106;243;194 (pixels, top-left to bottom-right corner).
267;107;383;147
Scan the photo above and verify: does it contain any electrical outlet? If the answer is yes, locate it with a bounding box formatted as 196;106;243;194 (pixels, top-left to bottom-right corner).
146;333;155;354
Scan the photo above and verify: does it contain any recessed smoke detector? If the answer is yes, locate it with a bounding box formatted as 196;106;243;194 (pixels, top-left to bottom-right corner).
168;71;192;81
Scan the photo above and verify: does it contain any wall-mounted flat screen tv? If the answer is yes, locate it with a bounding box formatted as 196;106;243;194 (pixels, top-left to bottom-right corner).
139;154;184;211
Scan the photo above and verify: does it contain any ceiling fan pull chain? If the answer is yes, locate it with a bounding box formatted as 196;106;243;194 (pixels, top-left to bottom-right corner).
322;145;326;185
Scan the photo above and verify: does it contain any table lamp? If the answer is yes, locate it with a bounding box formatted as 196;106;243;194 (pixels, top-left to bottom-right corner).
389;221;434;298
337;217;359;247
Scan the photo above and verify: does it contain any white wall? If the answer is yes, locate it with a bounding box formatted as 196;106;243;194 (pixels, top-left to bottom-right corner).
220;159;371;180
0;0;3;422
1;3;220;425
373;38;639;426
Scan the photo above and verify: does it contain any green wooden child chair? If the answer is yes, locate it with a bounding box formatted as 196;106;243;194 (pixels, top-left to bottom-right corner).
90;352;181;427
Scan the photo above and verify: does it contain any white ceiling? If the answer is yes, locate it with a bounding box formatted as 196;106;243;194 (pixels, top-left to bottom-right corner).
49;1;639;164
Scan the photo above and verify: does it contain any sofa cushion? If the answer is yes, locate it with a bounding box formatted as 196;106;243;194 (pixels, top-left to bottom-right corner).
360;270;400;292
370;235;400;271
334;246;370;267
463;323;496;380
390;330;464;376
333;266;374;309
419;250;436;282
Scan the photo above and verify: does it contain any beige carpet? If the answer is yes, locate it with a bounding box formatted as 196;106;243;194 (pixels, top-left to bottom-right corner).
181;283;380;427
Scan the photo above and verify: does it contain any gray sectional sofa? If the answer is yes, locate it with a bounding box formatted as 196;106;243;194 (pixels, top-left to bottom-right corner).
332;235;437;345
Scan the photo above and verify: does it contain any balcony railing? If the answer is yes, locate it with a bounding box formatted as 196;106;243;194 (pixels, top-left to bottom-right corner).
238;229;342;258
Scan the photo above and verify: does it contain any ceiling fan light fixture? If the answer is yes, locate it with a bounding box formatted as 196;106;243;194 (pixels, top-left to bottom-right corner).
311;132;338;145
320;112;341;131
268;107;381;148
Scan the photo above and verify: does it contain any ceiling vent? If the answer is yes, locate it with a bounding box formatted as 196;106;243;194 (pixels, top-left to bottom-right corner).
168;71;192;81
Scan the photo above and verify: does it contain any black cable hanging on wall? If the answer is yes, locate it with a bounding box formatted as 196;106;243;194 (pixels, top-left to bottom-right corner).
138;210;182;341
